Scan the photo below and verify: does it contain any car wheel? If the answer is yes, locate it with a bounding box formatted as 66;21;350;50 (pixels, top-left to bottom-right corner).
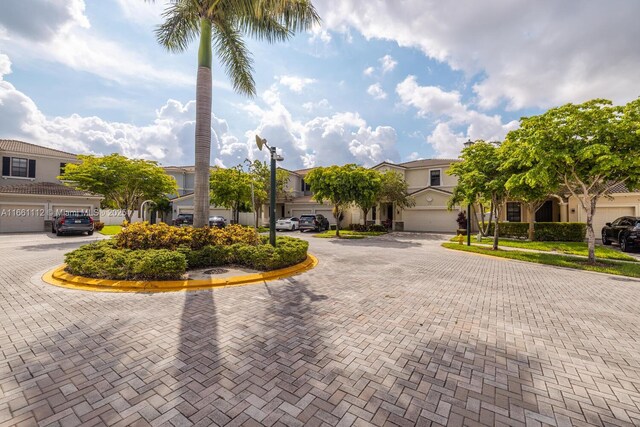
88;231;94;236
56;229;62;236
602;231;611;245
620;233;629;252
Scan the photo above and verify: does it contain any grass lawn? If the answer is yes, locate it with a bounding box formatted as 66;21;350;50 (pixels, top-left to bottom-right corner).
314;229;387;239
449;236;637;262
443;243;640;278
98;225;122;235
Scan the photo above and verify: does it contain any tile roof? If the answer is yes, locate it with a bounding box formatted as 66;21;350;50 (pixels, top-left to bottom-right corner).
607;182;632;194
398;158;460;168
0;140;77;160
0;182;100;197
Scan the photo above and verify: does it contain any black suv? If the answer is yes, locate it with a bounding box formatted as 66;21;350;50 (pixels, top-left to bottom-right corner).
52;213;94;236
601;216;640;252
299;214;330;232
173;213;193;226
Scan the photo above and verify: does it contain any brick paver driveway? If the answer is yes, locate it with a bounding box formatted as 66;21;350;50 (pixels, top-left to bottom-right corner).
1;232;640;426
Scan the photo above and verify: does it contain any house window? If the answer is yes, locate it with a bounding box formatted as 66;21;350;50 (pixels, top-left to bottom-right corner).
301;179;311;192
60;162;67;176
430;170;441;186
506;202;521;222
2;157;36;178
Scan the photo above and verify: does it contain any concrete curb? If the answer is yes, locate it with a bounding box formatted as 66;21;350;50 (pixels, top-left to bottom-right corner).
42;254;318;293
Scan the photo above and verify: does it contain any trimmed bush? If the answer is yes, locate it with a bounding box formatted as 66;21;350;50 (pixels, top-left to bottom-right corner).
93;221;105;231
65;234;308;280
348;224;388;233
488;222;529;239
115;222;260;250
65;240;186;280
487;222;586;242
534;222;586;242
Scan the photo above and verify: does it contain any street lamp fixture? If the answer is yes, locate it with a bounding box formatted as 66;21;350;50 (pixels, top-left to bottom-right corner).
255;135;283;247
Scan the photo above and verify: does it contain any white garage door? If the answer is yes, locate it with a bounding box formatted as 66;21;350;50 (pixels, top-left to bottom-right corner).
402;209;458;233
592;206;636;235
52;205;92;217
0;205;45;233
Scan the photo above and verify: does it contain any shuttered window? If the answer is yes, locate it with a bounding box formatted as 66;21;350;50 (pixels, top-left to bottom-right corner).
1;157;36;178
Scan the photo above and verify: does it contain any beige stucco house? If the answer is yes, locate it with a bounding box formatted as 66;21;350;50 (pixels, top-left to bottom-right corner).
0;140;103;233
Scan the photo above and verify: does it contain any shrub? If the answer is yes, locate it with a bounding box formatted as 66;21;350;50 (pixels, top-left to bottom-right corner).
182;245;233;269
65;240;186;280
534;222;586;242
115;222;259;250
93;221;105;231
456;212;467;229
232;236;309;270
487;222;587;241
348;224;388;233
488;222;529;239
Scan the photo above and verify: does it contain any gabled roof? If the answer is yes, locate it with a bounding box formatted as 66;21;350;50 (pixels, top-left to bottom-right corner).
0;140;77;160
398;159;460;168
0;182;100;197
409;186;453;196
292;167;317;176
370;161;406;170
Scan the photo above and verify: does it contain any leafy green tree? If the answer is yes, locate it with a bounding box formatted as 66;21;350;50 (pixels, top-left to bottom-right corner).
209;166;253;223
247;160;290;228
448;141;510;250
499;138;560;241
378;170;415;212
60;154;178;222
504;98;640;264
152;0;319;228
306;164;376;238
352;169;383;225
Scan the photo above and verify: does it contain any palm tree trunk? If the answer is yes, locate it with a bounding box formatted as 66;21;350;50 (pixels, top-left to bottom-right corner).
193;17;213;228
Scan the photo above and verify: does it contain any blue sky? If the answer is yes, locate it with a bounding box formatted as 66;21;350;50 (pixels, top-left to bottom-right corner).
1;0;638;170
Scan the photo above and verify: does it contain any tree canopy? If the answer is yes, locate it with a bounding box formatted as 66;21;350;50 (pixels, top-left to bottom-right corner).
504;97;640;263
209;166;253;223
59;154;177;222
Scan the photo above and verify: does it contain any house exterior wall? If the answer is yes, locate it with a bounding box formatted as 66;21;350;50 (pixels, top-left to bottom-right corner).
0;152;77;186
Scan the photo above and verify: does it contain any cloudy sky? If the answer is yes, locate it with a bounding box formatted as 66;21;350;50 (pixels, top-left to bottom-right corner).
1;0;638;170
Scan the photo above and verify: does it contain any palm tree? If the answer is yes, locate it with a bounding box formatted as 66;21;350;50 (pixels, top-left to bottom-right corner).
153;0;319;227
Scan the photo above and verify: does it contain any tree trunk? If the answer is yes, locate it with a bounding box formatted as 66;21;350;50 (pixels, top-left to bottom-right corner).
585;195;597;265
527;202;535;241
362;208;369;227
193;17;213;228
255;205;261;228
492;202;502;250
334;205;340;238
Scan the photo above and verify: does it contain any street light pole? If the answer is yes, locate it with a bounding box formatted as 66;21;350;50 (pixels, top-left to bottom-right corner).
255;135;283;247
269;146;277;247
463;139;474;246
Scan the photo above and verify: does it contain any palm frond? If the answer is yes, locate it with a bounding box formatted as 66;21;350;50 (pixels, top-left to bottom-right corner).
155;1;200;53
212;19;256;96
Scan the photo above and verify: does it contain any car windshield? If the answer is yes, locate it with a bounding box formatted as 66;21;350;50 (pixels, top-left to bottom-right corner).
210;216;224;220
300;215;315;219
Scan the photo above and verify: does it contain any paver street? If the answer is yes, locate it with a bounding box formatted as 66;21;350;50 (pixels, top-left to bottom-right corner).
1;232;640;426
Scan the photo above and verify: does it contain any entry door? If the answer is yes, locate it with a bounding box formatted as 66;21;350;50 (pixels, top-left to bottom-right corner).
535;200;553;222
386;204;394;220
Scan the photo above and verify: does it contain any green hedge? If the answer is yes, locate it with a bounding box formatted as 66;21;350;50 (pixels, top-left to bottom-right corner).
65;236;309;280
487;222;586;242
348;224;387;232
65;240;186;280
534;222;586;242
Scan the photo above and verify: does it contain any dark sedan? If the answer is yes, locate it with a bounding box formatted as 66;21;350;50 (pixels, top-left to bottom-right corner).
209;216;227;228
52;213;94;236
173;213;193;226
299;214;330;232
601;216;640;252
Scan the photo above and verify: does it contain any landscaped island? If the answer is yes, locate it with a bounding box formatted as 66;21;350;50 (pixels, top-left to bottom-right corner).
65;223;308;280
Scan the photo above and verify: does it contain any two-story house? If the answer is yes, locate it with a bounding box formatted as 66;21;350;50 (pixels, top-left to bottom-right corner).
0;140;102;233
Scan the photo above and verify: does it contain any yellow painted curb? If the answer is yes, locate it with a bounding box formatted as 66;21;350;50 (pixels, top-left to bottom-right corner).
42;254;318;293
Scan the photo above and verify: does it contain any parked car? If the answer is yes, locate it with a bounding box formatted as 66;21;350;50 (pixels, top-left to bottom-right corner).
209;216;227;228
298;214;329;232
173;213;193;226
601;216;640;252
52;213;94;236
276;217;299;231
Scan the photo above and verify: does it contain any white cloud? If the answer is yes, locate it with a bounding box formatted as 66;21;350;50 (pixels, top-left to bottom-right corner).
277;75;317;93
242;89;400;168
0;53;10;76
363;66;375;76
0;0;196;88
316;0;640;109
302;98;331;113
379;54;397;73
396;75;518;158
367;83;387;100
309;25;332;44
114;0;165;26
405;152;423;162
